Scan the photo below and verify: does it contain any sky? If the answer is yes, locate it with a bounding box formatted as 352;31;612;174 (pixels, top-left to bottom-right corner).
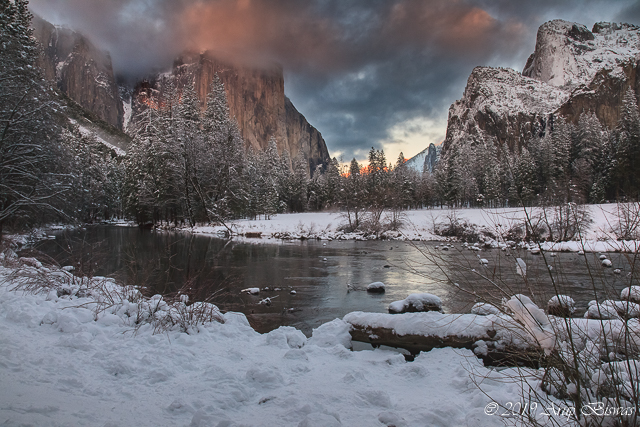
29;0;640;164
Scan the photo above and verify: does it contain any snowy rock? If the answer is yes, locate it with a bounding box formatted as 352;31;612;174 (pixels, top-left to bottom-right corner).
583;300;637;320
547;295;576;317
530;247;541;255
366;282;386;293
599;254;607;260
622;286;640;303
471;302;500;316
19;257;42;269
602;259;612;268
479;258;488;265
242;287;260;295
265;326;307;349
388;293;442;314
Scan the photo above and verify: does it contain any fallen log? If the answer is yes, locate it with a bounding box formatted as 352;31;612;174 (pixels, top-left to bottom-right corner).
344;311;543;366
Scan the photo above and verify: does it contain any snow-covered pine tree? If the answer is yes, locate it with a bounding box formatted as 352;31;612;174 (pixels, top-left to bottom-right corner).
0;0;68;235
175;82;204;226
289;152;309;212
614;87;640;199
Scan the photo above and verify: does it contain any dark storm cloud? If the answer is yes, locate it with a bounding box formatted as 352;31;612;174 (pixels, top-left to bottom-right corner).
29;0;640;161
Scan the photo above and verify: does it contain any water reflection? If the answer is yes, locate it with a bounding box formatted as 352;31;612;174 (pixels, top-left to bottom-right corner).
33;226;638;335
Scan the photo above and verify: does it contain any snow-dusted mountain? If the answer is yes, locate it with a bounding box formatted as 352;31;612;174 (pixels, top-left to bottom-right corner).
443;19;640;152
404;143;440;173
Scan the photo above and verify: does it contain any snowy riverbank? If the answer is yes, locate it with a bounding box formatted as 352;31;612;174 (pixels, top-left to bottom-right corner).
2;242;639;425
184;203;639;252
0;263;531;427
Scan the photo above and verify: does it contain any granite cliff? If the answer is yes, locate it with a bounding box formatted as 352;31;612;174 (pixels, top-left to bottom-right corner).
31;15;124;130
133;51;331;174
444;19;640;153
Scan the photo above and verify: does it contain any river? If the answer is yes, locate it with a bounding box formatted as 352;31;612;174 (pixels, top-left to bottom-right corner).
30;226;637;335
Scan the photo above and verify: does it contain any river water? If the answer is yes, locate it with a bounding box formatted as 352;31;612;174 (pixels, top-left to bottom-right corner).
31;226;637;335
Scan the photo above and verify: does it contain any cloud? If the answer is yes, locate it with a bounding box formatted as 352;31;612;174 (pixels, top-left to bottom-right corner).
28;0;640;162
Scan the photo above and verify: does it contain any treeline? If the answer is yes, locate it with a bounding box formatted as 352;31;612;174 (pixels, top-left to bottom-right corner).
434;88;640;208
122;75;432;228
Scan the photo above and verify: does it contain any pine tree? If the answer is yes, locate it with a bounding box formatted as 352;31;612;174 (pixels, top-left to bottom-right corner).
614;87;640;199
0;0;67;235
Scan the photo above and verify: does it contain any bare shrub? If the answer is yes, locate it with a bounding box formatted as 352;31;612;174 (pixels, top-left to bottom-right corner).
611;202;640;241
538;203;592;242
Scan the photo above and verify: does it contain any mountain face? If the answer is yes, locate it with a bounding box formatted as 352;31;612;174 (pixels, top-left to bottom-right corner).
405;143;440;173
31;15;124;130
444;19;640;152
31;17;330;175
133;51;331;174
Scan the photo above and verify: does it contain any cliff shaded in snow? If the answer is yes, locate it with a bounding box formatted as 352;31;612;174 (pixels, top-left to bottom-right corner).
444;19;640;152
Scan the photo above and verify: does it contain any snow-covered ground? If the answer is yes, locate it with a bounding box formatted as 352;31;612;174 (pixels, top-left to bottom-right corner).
187;204;637;252
0;266;539;427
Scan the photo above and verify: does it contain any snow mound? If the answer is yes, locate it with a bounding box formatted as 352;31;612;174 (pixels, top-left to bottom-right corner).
621;286;640;303
547;295;576;317
308;318;352;348
366;281;386;293
388;293;442;314
471;302;500;316
503;295;556;354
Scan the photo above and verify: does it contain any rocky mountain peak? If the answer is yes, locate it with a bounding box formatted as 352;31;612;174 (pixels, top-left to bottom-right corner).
442;18;640;155
523;19;640;90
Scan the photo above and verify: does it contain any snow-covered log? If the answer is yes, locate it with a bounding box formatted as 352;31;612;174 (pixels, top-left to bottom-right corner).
343;311;543;364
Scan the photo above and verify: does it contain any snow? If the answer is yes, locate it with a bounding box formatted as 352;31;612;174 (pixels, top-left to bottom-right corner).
366;281;385;292
344;311;496;339
471;302;500;316
525;20;640;90
122;97;132;130
548;295;576;313
184;204;640;252
69;118;126;156
515;258;527;277
503;295;556;354
0;266;530;426
387;293;442;314
621;286;640;302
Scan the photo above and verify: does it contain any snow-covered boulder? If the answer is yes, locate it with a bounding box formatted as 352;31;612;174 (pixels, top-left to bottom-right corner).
471;302;500;316
388;293;442;314
503;295;556;354
366;282;385;293
547;295;576;317
515;258;527;277
622;286;640;304
583;300;640;320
